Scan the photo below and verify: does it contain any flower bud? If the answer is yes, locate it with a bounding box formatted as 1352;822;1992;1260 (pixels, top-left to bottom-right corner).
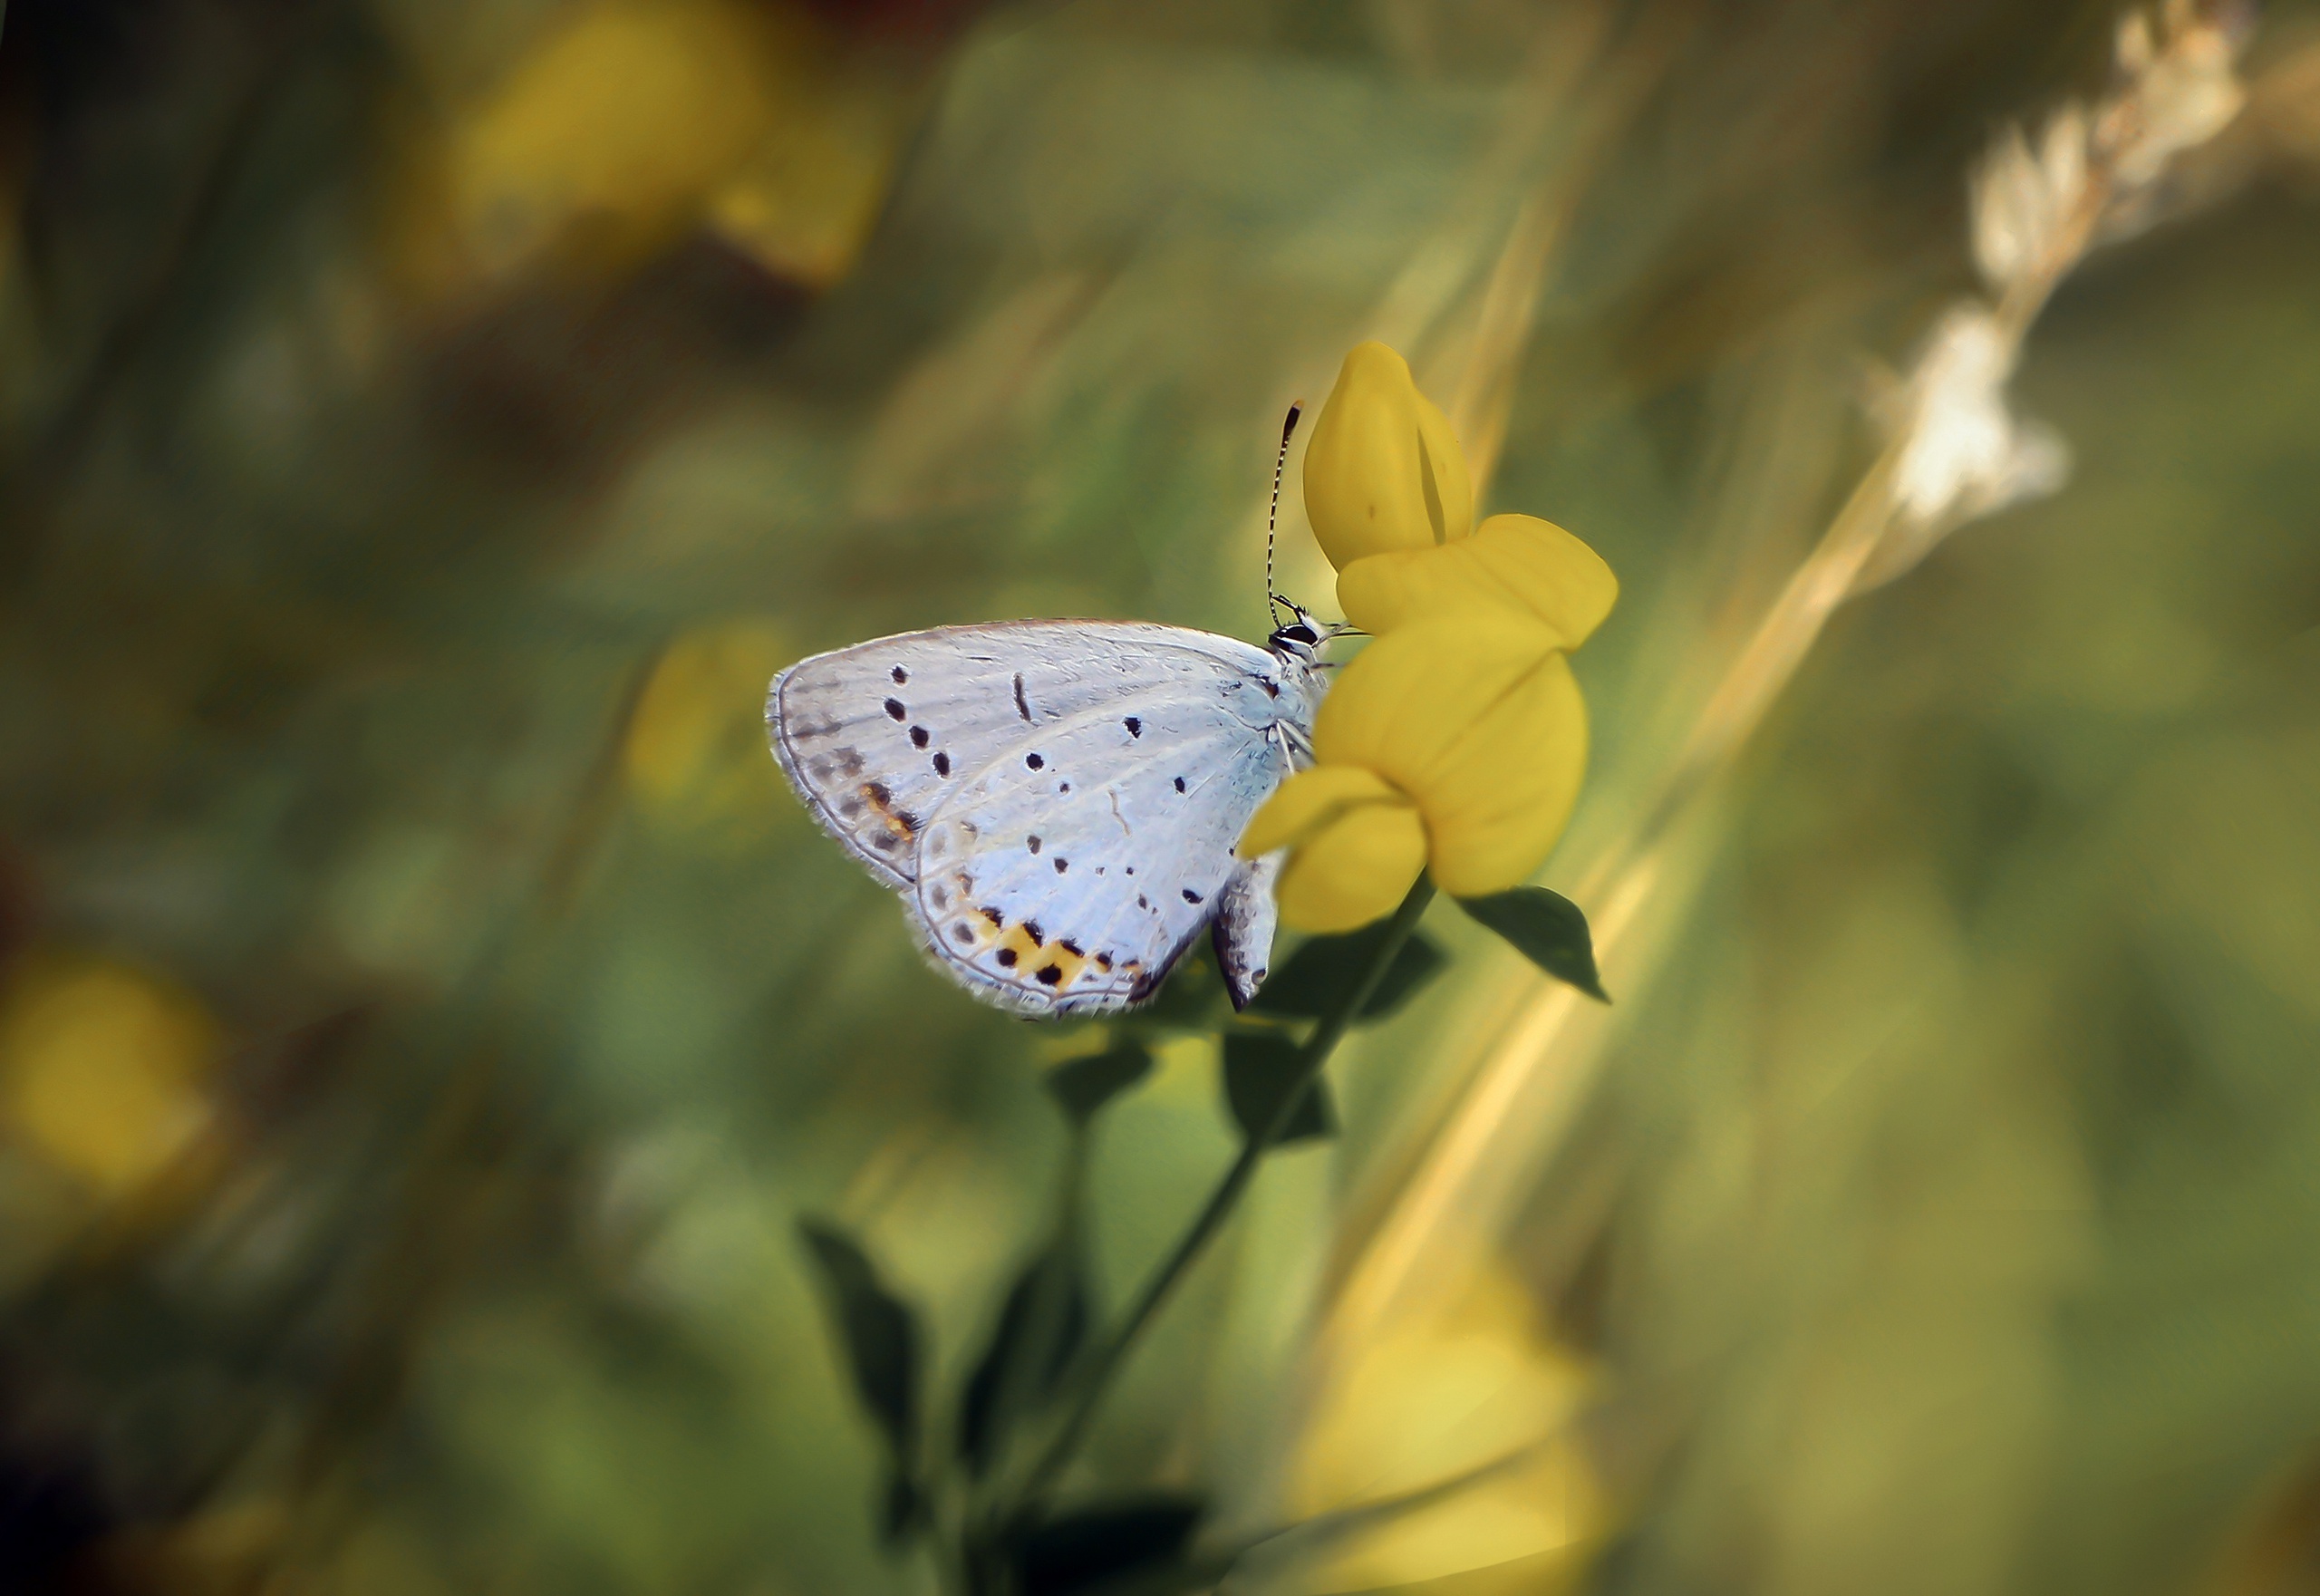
1302;343;1474;568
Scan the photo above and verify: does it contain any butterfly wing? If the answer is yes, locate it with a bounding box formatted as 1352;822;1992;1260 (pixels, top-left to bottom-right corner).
769;622;1310;1015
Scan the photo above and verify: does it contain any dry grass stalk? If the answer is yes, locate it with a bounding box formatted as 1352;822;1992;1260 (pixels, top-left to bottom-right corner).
1311;0;2258;1406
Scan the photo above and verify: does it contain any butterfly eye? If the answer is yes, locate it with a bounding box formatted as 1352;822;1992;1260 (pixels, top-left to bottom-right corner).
1280;624;1318;646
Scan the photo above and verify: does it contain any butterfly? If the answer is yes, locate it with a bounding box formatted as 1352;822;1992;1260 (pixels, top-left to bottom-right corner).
766;610;1329;1015
765;404;1334;1016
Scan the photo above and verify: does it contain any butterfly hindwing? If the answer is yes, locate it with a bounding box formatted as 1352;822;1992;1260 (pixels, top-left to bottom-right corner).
913;678;1293;1013
769;621;1314;1015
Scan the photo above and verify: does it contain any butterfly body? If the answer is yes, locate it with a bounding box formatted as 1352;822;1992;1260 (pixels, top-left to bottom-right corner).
768;619;1325;1015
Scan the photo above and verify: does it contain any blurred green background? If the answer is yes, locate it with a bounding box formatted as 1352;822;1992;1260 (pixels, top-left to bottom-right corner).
3;1;2319;1591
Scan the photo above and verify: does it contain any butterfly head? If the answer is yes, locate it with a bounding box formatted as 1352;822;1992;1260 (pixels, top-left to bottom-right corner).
1266;603;1334;665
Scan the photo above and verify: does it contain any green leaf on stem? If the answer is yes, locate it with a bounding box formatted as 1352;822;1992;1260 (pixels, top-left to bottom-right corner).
1008;1495;1206;1596
880;1474;927;1547
959;1243;1088;1476
1044;1041;1154;1123
1222;1030;1334;1146
1455;885;1608;1001
796;1218;923;1475
1247;925;1446;1022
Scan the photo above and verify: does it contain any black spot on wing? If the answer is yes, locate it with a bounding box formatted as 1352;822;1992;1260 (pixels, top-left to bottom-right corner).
933;751;951;776
1036;964;1064;987
997;948;1018;968
1183;889;1203;904
891;666;908;684
1026;753;1044;770
1124;717;1142;737
1174;777;1186;793
1027;836;1041;855
1053;858;1068;874
910;726;930;748
884;698;906;721
1013;673;1030;721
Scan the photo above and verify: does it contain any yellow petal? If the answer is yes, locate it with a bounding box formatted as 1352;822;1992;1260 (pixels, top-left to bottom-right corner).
1412;387;1474;553
1273;801;1429;933
1239;764;1406;857
1336;514;1619;645
1315;614;1590;896
1301;342;1474;568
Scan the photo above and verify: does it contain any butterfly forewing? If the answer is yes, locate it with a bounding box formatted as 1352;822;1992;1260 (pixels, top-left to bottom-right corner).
771;626;1062;885
769;621;1315;1015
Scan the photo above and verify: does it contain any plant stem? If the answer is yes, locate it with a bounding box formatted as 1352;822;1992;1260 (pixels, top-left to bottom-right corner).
1006;876;1439;1515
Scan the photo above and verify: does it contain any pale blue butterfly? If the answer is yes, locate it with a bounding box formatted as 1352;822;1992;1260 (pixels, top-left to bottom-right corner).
765;408;1332;1015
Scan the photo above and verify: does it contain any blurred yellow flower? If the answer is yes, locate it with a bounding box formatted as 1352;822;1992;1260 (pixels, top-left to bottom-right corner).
397;0;914;295
1301;341;1474;567
626;618;797;838
1290;1241;1603;1594
448;1;780;278
1245;344;1614;930
0;954;218;1199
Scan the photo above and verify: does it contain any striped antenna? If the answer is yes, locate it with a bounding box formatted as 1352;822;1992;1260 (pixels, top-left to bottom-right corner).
1266;400;1304;625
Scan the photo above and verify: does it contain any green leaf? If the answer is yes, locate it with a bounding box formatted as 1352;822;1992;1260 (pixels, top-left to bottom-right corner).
959;1243;1088;1476
1008;1496;1206;1596
796;1219;923;1466
1221;1031;1334;1146
1455;886;1608;1001
1044;1041;1154;1124
1247;925;1446;1022
880;1473;927;1548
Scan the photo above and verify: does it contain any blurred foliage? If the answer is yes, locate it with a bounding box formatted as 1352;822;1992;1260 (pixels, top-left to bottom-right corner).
0;0;2317;1593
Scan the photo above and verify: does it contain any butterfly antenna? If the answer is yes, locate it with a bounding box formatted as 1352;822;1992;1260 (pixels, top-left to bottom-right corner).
1266;400;1303;626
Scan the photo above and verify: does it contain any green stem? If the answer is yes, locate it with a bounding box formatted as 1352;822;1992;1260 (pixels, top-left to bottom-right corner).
1006;875;1438;1515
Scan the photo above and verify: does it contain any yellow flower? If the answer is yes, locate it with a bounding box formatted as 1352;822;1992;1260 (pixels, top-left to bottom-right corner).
1245;343;1616;931
1246;614;1589;928
1301;342;1474;566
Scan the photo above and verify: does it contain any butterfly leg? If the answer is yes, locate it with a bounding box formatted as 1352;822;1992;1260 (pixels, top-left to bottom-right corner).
1275;721;1316;770
1212;851;1283;1010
